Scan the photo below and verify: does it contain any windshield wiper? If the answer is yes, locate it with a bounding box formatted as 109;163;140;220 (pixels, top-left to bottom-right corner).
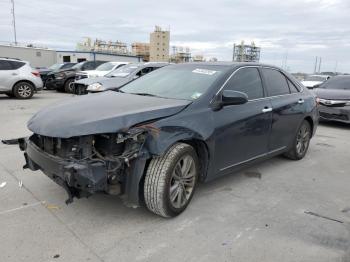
130;92;158;97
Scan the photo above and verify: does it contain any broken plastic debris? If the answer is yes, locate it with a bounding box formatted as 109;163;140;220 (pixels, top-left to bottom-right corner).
45;204;60;210
0;182;6;188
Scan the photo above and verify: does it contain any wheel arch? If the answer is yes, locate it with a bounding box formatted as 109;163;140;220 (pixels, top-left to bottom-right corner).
304;116;314;137
12;80;35;92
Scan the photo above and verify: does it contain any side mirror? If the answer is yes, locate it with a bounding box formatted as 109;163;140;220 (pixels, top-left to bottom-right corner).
212;90;248;111
221;90;248;106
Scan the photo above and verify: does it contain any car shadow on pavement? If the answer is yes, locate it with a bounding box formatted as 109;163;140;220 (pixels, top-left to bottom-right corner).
319;121;350;130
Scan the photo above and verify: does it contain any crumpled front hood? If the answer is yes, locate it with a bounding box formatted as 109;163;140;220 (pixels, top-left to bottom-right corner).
313;88;350;100
28;91;191;138
76;76;130;89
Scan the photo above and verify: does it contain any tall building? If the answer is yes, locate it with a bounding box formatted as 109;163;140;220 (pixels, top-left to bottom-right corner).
233;41;261;62
131;42;150;62
149;26;170;62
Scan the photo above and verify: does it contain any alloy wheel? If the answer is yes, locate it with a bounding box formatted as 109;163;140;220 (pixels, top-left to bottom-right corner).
169;154;196;209
17;84;32;98
296;123;310;155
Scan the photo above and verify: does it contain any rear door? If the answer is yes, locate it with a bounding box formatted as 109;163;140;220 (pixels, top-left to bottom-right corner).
261;68;305;151
0;60;15;91
212;67;272;176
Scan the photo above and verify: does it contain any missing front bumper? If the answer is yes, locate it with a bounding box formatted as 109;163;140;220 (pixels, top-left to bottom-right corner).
4;137;108;204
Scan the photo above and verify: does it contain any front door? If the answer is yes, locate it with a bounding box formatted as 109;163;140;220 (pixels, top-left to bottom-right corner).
211;67;272;178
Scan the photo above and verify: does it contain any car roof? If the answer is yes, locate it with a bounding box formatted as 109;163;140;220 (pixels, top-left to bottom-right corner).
0;57;27;63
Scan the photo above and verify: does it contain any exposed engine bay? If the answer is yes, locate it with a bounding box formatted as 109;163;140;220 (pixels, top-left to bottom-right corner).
17;129;147;204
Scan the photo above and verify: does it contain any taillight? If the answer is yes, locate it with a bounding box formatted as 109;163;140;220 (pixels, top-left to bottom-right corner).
31;71;40;77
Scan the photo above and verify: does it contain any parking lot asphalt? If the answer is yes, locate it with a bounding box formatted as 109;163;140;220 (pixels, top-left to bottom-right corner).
0;91;349;262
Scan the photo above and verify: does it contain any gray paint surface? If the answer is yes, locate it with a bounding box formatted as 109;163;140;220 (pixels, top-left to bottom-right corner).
27;91;190;138
0;91;350;262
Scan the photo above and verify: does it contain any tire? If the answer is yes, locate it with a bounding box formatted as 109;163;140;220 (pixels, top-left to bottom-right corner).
64;78;74;93
284;120;311;160
13;82;34;99
144;143;199;218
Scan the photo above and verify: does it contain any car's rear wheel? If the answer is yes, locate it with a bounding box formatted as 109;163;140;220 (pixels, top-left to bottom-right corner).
64;78;74;93
144;143;199;218
284;120;311;160
13;82;34;99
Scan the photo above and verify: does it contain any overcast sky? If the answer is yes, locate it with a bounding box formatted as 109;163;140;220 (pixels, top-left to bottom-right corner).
0;0;349;73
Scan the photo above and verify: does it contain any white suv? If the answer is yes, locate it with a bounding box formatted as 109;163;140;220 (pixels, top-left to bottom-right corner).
0;58;43;99
75;61;128;81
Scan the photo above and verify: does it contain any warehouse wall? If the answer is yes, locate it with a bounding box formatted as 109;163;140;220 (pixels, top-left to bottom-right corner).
56;51;141;63
0;45;57;67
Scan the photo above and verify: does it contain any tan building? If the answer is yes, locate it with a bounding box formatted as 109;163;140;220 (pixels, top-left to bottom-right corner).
132;42;150;62
149;26;170;62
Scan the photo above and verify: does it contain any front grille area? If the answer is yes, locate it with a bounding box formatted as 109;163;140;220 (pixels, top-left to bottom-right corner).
73;83;88;95
320;112;349;121
75;74;88;81
30;134;93;160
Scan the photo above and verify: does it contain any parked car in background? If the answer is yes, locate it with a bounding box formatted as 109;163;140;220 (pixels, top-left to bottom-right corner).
39;63;76;87
313;75;350;123
73;62;169;95
7;62;318;217
75;62;128;81
0;57;43;99
45;60;106;93
301;74;330;89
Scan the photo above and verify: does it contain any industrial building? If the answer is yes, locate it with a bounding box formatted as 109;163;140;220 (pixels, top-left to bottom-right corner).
76;38;129;55
233;41;261;62
132;42;150;62
170;46;191;63
149;26;170;62
0;44;141;67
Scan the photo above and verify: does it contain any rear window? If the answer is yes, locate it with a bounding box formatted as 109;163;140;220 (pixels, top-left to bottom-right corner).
9;61;25;69
262;68;290;96
0;60;13;70
318;77;350;90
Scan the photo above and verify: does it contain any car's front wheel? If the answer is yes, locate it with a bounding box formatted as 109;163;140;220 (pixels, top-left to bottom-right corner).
64;78;74;93
13;82;34;99
144;143;199;218
284;120;311;160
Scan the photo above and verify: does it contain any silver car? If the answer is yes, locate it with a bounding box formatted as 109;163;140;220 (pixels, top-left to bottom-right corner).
0;58;43;99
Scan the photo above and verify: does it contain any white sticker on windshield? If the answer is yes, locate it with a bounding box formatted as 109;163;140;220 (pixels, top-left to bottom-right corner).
192;68;217;75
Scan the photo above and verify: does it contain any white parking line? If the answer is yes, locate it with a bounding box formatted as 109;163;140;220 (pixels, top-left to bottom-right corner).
0;201;45;215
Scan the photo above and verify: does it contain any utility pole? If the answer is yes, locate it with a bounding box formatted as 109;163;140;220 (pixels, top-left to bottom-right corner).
10;0;17;45
318;57;322;73
314;57;318;73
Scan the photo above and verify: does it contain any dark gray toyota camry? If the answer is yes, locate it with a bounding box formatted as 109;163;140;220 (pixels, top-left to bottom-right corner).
4;62;319;217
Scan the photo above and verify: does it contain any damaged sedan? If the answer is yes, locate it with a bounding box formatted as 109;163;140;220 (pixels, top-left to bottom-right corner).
3;63;319;217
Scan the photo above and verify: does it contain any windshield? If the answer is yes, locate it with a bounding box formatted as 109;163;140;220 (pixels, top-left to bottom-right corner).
106;64;140;78
95;62;116;71
49;63;62;70
120;65;226;100
318;76;350;90
304;75;327;82
71;62;85;70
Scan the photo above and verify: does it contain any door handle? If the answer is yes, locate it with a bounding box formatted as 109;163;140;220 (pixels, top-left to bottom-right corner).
262;107;273;113
298;99;305;104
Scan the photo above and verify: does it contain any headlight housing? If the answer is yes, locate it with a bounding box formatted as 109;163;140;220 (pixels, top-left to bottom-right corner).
54;72;65;79
87;83;105;92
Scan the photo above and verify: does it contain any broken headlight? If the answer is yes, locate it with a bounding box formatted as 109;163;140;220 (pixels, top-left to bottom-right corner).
87;82;105;92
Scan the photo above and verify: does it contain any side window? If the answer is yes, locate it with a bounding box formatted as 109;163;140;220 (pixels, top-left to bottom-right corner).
262;68;290;96
137;67;152;77
287;79;300;93
0;60;14;70
224;67;264;100
9;61;25;69
82;62;94;70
